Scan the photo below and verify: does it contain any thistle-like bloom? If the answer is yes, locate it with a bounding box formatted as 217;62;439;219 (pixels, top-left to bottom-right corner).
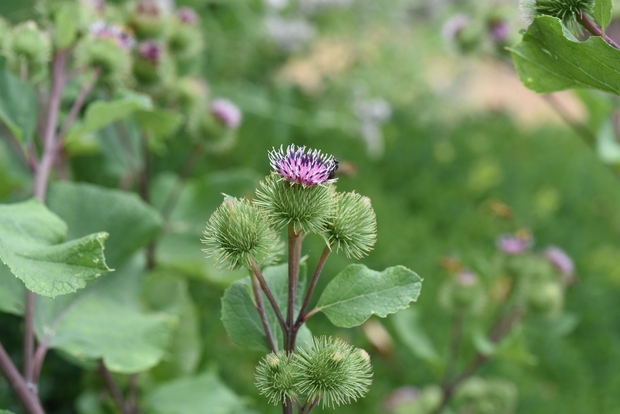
496;232;533;255
327;192;376;259
211;98;242;129
268;144;338;187
201;196;280;269
294;336;373;408
255;352;297;405
544;246;575;283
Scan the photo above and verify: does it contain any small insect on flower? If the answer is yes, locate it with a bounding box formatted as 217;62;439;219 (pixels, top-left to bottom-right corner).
269;144;338;187
328;159;339;180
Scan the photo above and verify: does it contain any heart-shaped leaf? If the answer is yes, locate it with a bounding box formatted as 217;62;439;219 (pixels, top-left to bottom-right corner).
0;199;111;297
510;16;620;95
35;260;175;373
316;264;422;328
144;372;246;414
48;182;163;269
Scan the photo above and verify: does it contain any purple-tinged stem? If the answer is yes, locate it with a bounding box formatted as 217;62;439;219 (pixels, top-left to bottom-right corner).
286;225;303;352
98;361;130;414
25;49;69;390
33;49;68;201
251;270;278;353
578;12;620;49
295;245;331;329
56;67;101;144
30;341;49;388
249;257;288;334
0;342;45;414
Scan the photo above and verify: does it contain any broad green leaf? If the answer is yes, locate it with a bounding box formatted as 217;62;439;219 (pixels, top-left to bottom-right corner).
66;93;152;142
316;264;422;328
0;410;16;414
144;372;246;414
143;270;201;378
391;309;441;368
510;16;620;94
594;0;613;34
0;260;25;315
54;4;77;48
221;263;312;351
35;260;175;373
0;199;111;297
0;57;37;142
48;182;163;268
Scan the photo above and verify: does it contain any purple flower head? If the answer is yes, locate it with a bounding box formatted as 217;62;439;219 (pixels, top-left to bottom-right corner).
497;232;533;255
268;144;338;187
211;98;242;129
489;19;510;43
544;246;575;283
139;40;163;64
177;7;199;25
90;21;135;50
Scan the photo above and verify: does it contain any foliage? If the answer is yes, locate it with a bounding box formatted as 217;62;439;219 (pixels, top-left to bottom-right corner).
0;0;619;414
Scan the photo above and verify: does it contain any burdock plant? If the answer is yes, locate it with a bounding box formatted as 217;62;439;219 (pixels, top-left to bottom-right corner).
202;144;423;413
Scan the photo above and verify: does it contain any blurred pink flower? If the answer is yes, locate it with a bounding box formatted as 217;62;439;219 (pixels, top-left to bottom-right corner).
211;98;242;129
497;233;533;255
178;7;199;25
544;246;575;283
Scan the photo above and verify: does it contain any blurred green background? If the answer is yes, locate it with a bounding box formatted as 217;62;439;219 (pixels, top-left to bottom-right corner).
1;0;620;413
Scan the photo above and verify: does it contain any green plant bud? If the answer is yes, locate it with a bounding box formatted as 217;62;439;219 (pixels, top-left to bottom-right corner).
520;0;594;32
255;352;297;405
175;76;209;108
526;280;564;315
3;21;51;70
255;172;336;236
293;336;373;408
438;271;486;314
189;113;237;153
132;40;175;88
201;196;280;270
129;0;167;39
75;37;132;85
327;191;377;259
456;377;517;414
168;7;203;59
